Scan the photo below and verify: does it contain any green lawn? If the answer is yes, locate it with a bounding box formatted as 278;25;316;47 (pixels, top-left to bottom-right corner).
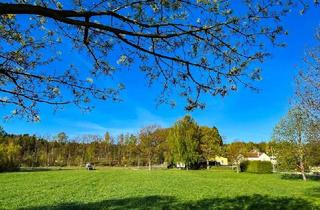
0;168;320;209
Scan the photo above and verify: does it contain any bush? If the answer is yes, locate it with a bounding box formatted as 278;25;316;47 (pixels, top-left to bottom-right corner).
240;161;249;172
241;161;272;174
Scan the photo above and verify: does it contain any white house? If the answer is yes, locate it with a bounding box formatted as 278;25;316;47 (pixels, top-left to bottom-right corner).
246;152;271;161
241;150;277;172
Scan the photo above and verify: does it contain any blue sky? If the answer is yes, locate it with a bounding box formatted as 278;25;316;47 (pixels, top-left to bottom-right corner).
1;4;319;143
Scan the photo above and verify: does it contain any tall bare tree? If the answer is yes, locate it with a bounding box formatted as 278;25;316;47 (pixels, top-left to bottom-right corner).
295;27;320;119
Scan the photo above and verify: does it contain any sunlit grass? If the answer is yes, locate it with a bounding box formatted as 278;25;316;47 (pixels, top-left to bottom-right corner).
0;168;319;209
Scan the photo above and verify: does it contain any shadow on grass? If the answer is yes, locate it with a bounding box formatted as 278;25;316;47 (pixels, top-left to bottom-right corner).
0;167;73;173
281;173;320;181
20;194;319;210
305;187;320;198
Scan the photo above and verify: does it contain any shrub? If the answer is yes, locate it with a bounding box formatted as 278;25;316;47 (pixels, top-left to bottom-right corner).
240;160;249;172
241;161;272;174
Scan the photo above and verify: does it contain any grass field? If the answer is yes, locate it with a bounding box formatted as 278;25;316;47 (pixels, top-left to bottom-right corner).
1;168;320;210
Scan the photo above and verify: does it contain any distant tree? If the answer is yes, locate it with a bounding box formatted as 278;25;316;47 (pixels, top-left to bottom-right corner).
85;143;95;163
103;131;113;165
200;126;223;169
3;140;21;171
125;134;138;166
139;125;162;170
0;0;310;120
104;132;111;144
305;118;320;167
168;116;200;169
266;140;277;157
306;140;320;167
0;143;5;171
0;126;6;136
273;107;319;181
153;128;170;165
295;28;320;119
226;142;247;173
56;132;68;144
256;142;267;153
117;134;126;165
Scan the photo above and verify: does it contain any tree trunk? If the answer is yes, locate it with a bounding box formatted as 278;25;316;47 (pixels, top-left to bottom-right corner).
302;171;307;181
300;161;307;181
297;113;306;181
46;144;50;166
272;163;276;173
67;147;71;167
148;159;151;171
206;159;210;170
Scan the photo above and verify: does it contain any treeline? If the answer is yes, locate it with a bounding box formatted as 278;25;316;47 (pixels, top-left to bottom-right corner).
0;116;271;172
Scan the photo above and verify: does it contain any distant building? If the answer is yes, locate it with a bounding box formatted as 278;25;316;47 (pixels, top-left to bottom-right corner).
176;162;186;169
310;166;320;175
239;150;277;172
246;151;271;161
210;156;229;166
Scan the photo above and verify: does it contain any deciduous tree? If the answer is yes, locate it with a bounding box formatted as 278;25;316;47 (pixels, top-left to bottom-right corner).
139;125;162;170
273;107;319;181
295;27;320;119
200;126;223;169
0;0;308;120
168;115;200;169
226;141;246;173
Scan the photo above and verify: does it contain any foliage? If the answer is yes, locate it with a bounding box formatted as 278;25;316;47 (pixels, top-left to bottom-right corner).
0;126;6;136
240;160;249;172
1;114;317;173
139;125;165;170
273;107;320;180
0;169;320;209
56;132;68;143
241;161;273;174
168;116;201;169
200;126;223;168
0;140;20;172
0;0;312;120
226;142;247;173
306;140;320;167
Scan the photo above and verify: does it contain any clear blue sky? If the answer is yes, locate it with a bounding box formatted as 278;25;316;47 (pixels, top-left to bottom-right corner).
1;4;319;143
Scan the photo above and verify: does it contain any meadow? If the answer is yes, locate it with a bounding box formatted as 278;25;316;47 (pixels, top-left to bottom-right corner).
1;168;320;210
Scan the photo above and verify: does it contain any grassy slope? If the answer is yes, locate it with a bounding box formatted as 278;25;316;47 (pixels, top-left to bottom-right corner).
0;168;319;209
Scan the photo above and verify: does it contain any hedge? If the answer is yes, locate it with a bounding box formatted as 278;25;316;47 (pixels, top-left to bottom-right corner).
240;160;272;174
240;160;249;172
